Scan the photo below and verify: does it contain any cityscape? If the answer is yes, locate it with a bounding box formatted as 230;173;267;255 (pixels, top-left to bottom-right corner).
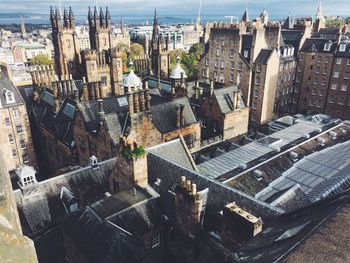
1;1;350;262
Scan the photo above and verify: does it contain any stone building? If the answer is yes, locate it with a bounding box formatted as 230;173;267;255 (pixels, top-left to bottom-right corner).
150;10;170;79
294;38;338;115
0;150;37;262
324;42;350;119
0;68;36;173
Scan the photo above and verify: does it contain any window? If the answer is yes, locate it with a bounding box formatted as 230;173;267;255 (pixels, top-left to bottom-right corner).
347;59;350;66
202;69;206;77
331;84;337;90
214;60;218;67
220;72;224;82
256;64;261;72
255;75;260;85
324;42;331;51
20;139;26;149
336;58;342;65
220;60;224;69
230;74;234;82
229;49;234;58
254;89;259;97
23;152;29;163
230;61;235;69
344;72;349;79
312;88;317;95
319;89;324;96
151;232;161;248
244;50;249;58
238;62;243;70
213;71;217;78
8;134;14;143
252;102;257;110
12;149;17;158
5;117;10;127
4;90;15;104
216;49;220;56
16;125;23;134
329;95;335;103
13;109;20;118
205;58;209;66
340;85;347;91
334;72;339;78
101;76;107;86
339;44;347;52
339;96;345;105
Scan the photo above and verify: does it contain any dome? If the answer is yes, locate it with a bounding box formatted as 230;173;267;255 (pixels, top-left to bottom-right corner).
123;62;142;90
170;57;187;80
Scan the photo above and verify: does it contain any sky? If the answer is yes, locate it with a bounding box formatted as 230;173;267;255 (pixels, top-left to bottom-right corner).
0;0;349;18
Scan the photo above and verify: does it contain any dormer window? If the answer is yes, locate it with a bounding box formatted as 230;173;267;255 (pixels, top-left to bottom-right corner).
339;44;346;52
324;42;332;51
3;89;15;104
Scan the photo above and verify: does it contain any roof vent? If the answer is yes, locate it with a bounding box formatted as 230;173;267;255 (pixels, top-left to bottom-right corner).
289;151;299;161
238;163;247;171
313;128;323;133
89;155;99;169
253;170;263;181
16;166;37;190
317;137;326;146
329;131;337;140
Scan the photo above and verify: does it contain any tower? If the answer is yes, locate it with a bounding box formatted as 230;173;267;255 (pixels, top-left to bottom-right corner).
260;9;268;25
150;10;170;79
242;3;249;23
20;14;26;38
88;6;112;52
50;6;81;80
314;2;326;32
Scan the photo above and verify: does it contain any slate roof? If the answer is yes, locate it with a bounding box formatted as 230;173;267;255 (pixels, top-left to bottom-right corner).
78;96;129;143
335;42;350;58
300;38;338;53
13;158;116;235
281;30;304;49
316;27;341;40
213;85;245;114
0;70;24;108
151;97;198;134
63;186;164;263
235;191;350;263
148;138;198;171
254;49;273;64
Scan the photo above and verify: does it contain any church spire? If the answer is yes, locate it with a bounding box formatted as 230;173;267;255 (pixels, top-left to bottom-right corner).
20;14;26;37
63;8;69;28
106;6;111;28
69;7;75;29
242;2;249;22
99;7;105;27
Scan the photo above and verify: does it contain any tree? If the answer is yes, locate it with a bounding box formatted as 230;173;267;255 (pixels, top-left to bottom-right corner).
189;43;203;61
130;43;144;58
31;54;52;65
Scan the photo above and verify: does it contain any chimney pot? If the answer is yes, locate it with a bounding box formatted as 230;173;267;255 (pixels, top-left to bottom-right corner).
191;184;197;195
186;180;192;192
181;176;186;188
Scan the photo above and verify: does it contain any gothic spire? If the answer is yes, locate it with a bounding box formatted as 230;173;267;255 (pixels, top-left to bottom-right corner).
69;7;75;29
100;7;105;27
105;7;111;27
63;8;69;28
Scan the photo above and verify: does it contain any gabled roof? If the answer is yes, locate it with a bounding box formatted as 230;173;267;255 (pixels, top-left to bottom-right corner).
254;49;273;64
213;85;245;114
0;71;23;108
151;97;198;134
300;38;337;53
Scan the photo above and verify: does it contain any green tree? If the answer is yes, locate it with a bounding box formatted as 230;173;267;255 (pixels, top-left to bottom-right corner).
189;43;203;61
31;54;52;65
130;43;145;58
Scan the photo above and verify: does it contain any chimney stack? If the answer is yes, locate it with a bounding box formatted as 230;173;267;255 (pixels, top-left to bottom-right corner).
133;92;140;113
128;93;134;114
98;99;104;126
210;80;214;97
176;106;181;128
180;104;185;127
139;91;145;112
74;89;79;103
145;89;151;111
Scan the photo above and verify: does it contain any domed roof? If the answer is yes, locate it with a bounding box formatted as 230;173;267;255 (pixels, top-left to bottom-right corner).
123;61;142;90
170;57;187;80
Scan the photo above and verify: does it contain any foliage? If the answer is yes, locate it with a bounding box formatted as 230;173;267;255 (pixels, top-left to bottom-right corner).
130;43;145;58
31;54;52;66
120;145;146;159
169;43;203;80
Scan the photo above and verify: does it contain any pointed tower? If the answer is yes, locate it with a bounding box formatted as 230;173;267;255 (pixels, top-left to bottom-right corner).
51;6;81;80
282;13;294;29
260;9;268;25
314;1;326;32
89;6;111;51
242;3;249;23
20;14;26;38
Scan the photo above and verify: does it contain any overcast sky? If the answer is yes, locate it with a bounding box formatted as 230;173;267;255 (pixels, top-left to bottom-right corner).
0;0;349;17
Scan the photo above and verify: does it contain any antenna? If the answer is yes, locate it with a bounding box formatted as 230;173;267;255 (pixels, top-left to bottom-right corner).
197;0;202;25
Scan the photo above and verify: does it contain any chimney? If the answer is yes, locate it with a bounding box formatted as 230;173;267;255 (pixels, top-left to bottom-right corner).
176;106;181;128
139;91;145;112
236;91;240;109
145;89;151;111
180;104;185;127
128;93;134;114
175;177;207;239
73;89;79;103
133;92;139;113
221;202;263;250
210;80;214;97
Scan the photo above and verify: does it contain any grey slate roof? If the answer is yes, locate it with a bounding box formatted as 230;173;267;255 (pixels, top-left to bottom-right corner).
13;158;116;235
254;49;273;64
148;138;197;171
0;70;24;108
213;85;245;114
300;38;337;53
151;97;197;134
